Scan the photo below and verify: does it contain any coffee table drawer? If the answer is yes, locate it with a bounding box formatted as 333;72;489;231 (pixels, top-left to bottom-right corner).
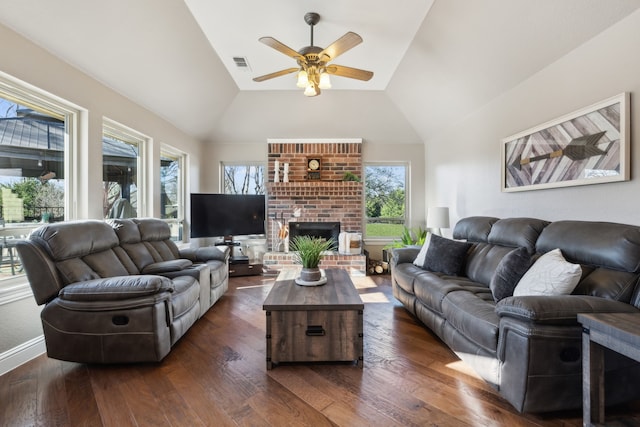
268;309;363;366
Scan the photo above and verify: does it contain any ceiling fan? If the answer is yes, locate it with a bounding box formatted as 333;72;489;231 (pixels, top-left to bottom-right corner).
253;12;374;97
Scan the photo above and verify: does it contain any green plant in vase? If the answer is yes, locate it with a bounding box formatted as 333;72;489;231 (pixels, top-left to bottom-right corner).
289;235;337;283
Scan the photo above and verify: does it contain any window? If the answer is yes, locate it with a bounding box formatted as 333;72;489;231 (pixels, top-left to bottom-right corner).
364;164;408;238
222;163;265;195
102;119;147;219
0;74;78;286
161;146;185;241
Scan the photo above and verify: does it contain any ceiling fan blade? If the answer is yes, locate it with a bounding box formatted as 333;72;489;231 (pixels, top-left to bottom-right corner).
325;65;373;81
319;32;362;61
258;37;305;61
253;68;299;82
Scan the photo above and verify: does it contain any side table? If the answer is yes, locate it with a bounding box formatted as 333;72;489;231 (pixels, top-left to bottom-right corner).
577;312;640;427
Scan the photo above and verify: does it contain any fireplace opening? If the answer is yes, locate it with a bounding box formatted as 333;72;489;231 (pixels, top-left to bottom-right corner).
288;222;340;247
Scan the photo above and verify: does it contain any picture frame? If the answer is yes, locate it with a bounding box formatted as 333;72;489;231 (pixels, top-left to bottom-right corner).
501;93;630;192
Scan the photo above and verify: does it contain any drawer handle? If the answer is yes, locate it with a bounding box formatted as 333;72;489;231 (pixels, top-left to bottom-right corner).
306;325;325;336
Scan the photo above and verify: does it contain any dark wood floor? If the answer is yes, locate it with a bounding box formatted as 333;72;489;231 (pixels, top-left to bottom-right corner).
2;273;640;426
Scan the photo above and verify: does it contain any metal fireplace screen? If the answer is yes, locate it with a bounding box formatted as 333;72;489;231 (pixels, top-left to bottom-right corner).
288;222;340;245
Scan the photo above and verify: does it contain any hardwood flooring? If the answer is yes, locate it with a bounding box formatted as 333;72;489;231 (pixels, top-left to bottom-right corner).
2;273;639;426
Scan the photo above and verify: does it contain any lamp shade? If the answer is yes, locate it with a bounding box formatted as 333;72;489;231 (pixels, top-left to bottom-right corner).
427;207;450;229
296;70;308;88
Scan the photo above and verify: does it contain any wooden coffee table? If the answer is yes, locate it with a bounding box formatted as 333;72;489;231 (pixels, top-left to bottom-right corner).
263;268;364;370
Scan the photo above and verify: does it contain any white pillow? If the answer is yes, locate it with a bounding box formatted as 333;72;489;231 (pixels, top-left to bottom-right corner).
413;233;432;267
513;248;581;296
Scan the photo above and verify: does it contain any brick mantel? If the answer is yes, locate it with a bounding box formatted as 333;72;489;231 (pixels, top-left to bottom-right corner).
266;140;363;251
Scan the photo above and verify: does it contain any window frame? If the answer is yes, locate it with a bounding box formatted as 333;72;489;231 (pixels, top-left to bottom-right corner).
160;144;187;241
363;161;410;242
102;118;149;218
0;72;80;294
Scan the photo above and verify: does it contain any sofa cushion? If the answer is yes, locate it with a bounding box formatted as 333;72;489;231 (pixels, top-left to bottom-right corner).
59;275;173;301
514;249;581;296
135;218;173;241
207;260;228;288
108;219;141;244
441;289;499;354
422;234;472;276
452;216;499;243
414;273;484;314
141;259;193;275
31;220;119;260
487;218;549;253
170;275;200;320
489;247;533;301
536;220;640;273
393;263;424;295
465;243;514;286
573;268;638;302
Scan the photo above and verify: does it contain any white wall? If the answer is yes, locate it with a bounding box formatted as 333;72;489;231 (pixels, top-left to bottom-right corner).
0;22;206;356
424;9;640;228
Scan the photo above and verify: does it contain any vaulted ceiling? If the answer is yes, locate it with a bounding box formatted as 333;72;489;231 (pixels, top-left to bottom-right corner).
0;0;639;143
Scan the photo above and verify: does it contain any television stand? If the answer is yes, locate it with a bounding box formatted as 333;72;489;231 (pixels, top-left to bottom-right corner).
229;261;263;277
216;236;263;277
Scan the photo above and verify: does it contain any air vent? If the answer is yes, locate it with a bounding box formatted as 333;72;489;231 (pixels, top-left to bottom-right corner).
232;56;251;71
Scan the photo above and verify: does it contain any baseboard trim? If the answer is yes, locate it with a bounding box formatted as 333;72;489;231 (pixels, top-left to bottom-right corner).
0;335;46;376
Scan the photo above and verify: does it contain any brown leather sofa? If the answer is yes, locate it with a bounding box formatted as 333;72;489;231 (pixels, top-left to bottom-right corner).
392;217;640;413
17;218;229;364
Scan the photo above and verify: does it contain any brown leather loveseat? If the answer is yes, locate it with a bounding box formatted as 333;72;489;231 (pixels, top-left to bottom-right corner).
17;218;229;364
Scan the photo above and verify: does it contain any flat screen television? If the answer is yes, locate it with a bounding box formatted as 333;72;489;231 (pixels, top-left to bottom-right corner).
190;193;266;239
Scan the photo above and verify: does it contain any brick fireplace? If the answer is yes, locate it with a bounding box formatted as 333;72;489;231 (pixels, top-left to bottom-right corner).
264;139;366;275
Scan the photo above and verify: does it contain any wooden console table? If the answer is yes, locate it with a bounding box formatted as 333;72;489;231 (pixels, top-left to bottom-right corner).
578;312;640;426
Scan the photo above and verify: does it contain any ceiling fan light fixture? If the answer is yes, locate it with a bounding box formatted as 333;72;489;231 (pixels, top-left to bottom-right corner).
296;69;308;88
318;71;331;89
304;82;319;97
253;12;373;96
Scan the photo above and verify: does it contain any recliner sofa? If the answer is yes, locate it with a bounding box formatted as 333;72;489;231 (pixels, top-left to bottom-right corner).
109;218;229;315
391;216;640;413
17;218;229;364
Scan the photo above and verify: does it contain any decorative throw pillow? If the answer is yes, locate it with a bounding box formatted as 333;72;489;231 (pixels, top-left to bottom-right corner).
489;247;532;302
422;234;472;276
413;233;432;267
513;248;582;297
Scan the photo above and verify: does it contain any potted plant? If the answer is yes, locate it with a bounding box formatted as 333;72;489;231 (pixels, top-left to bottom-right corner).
289;235;337;283
383;225;427;263
384;226;427;249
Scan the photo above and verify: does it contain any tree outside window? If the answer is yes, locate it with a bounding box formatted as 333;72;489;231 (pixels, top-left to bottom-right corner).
365;164;407;238
223;163;264;195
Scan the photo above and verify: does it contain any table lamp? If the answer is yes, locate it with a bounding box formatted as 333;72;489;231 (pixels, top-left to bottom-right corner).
427;207;450;236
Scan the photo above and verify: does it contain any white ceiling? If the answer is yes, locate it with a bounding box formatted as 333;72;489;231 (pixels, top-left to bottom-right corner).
0;0;639;143
183;0;434;91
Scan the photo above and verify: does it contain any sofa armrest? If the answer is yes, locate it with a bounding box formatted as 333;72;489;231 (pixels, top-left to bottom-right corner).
496;295;639;325
179;246;230;262
58;275;174;302
141;259;192;274
391;247;420;266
